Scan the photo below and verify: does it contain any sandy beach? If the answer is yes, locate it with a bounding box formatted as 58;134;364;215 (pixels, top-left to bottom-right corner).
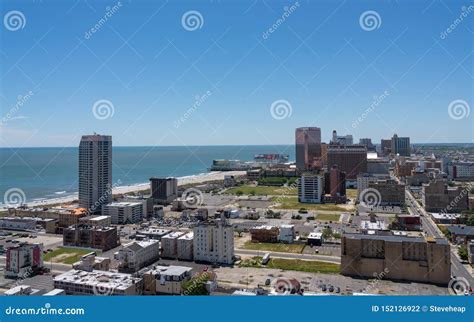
20;171;246;208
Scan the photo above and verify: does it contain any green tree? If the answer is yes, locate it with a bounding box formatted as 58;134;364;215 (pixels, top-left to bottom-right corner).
467;214;474;226
458;244;468;261
235;190;243;196
322;227;333;240
182;272;214;295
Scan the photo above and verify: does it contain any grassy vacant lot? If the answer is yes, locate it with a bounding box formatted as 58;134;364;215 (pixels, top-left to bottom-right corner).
271;196;353;212
346;189;358;200
316;213;341;222
242;241;305;254
44;247;96;264
226;185;297;196
239;256;340;274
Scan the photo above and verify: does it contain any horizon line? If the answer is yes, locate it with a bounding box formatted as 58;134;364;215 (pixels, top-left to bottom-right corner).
1;142;473;149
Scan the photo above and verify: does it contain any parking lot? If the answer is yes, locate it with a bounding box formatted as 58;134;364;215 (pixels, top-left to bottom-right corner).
214;266;449;295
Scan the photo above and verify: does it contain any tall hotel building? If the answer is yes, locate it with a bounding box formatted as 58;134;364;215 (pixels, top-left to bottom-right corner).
327;144;367;180
391;134;411;157
295;127;322;170
78;134;112;212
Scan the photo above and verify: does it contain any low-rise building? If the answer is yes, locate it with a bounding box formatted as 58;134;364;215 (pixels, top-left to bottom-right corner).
143;265;193;295
367;180;405;207
446;225;474;244
115;240;160;273
0;217;57;233
63;225;119;251
136;227;171;240
4;285;41;296
279;224;295;243
5;243;44;278
422;181;469;213
391;215;422;231
161;231;186;258
177;232;194;261
430;212;462;224
250;225;279;243
79;215;111;226
58;208;87;230
307;232;323;246
341;233;451;284
73;252;111;272
356;174;391;199
53;270;143;295
0;217;36;231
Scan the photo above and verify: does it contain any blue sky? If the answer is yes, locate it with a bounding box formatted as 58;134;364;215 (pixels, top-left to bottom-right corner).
0;0;472;147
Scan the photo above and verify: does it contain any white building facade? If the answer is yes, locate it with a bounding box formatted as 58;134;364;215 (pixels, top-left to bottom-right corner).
114;240;159;273
193;220;234;264
298;174;324;203
102;201;143;224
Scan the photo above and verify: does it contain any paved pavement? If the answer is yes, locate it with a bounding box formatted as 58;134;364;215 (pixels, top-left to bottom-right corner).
235;249;340;264
0;256;71;273
405;189;474;289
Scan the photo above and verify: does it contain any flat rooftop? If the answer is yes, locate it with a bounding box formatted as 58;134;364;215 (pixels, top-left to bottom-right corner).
162;231;185;239
54;270;141;290
343;232;449;245
148;265;192;277
104;202;143;207
178;232;194;240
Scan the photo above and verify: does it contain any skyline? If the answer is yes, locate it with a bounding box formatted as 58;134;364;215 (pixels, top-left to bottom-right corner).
1;0;473;147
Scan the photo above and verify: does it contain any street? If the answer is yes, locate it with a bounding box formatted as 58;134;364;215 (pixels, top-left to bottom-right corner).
405;189;473;288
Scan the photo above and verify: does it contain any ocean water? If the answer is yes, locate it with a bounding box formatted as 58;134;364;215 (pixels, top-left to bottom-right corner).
0;145;294;204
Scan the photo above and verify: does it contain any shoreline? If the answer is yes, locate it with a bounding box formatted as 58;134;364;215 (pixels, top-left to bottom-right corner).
5;171;247;209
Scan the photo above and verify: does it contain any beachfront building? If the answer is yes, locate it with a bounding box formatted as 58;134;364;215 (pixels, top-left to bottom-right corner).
150;177;178;205
78;134;112;213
